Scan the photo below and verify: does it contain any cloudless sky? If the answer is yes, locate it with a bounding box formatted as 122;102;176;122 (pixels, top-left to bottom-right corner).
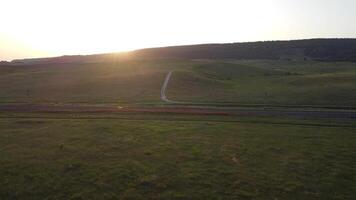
1;0;356;61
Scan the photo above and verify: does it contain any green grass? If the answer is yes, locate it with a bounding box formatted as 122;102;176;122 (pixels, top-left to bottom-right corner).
2;59;356;107
0;113;355;199
0;60;356;199
0;60;191;104
1;59;356;199
166;60;356;106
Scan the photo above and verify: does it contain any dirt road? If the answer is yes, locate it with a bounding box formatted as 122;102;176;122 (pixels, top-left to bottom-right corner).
1;103;356;119
161;71;177;103
1;71;353;119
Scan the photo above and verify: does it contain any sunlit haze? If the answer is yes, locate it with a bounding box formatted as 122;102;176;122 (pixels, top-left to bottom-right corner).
1;0;356;61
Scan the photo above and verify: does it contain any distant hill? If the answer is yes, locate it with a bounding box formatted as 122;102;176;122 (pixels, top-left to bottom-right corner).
132;39;356;61
0;61;9;65
8;39;356;65
10;54;130;65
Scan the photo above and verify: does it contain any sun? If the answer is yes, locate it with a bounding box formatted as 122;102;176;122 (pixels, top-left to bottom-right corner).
1;0;288;60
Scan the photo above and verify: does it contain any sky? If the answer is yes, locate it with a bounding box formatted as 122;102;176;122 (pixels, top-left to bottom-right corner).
1;0;356;61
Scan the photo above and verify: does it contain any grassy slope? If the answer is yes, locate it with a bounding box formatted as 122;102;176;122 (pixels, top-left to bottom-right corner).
1;59;356;106
167;60;356;106
0;114;355;199
0;60;189;104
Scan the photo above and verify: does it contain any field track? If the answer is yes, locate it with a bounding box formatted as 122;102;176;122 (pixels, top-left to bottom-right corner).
1;103;356;119
160;70;177;103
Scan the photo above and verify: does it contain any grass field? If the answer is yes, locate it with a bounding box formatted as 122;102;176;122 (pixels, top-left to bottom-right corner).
167;60;356;106
1;59;356;199
1;59;356;107
0;60;188;104
0;113;355;200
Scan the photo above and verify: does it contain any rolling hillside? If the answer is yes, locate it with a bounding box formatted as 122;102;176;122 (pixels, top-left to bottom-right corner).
6;39;356;65
1;59;356;107
133;39;356;61
1;40;356;200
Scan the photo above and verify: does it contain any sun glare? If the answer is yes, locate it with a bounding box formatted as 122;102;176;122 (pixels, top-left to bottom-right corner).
1;0;356;60
0;0;289;60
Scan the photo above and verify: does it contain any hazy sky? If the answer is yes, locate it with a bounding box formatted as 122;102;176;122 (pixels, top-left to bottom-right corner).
1;0;355;61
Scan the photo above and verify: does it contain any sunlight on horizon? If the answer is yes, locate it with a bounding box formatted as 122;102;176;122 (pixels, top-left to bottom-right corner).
1;0;356;61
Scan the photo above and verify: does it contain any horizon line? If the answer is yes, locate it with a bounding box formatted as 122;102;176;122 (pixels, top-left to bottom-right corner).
2;37;356;62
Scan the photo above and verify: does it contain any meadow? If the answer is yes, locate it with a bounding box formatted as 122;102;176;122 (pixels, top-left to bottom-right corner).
167;60;356;106
1;59;356;107
1;59;356;199
0;113;355;200
0;60;187;104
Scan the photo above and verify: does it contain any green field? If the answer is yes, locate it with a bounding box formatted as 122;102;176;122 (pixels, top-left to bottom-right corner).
1;60;356;106
0;60;184;104
1;59;356;199
167;60;356;106
0;113;355;200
